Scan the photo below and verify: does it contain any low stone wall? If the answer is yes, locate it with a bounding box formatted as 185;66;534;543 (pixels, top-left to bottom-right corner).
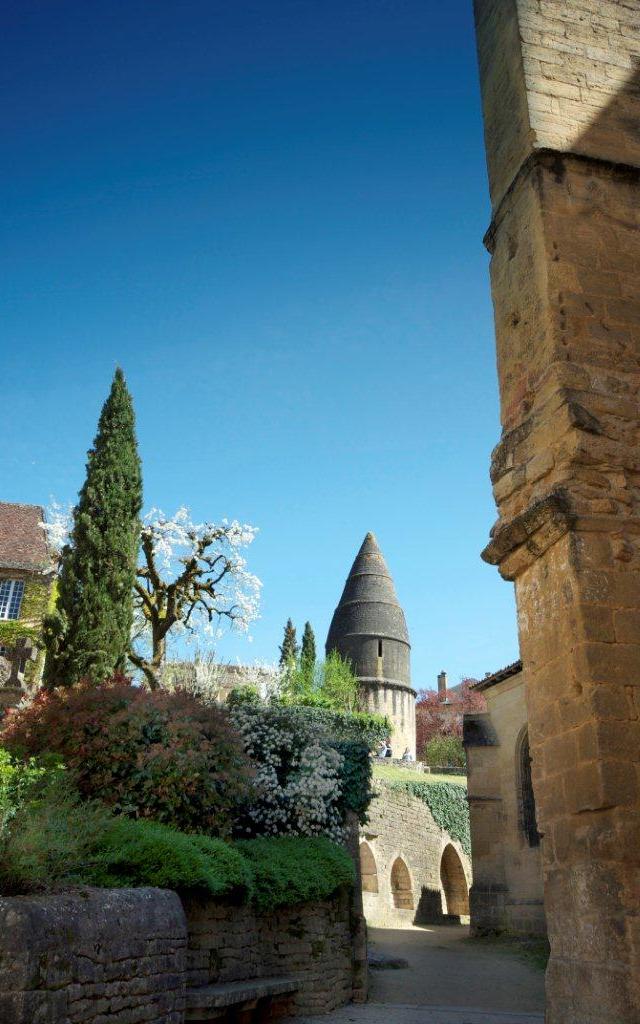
0;887;187;1024
184;887;355;1015
0;884;358;1023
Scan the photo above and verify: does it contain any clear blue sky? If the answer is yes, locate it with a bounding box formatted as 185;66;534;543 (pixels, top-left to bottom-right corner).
2;0;518;687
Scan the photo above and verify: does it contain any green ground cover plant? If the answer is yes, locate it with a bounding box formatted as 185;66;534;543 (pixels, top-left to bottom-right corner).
86;818;254;898
237;836;355;913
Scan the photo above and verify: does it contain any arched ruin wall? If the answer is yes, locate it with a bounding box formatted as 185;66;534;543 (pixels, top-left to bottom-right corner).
360;782;471;928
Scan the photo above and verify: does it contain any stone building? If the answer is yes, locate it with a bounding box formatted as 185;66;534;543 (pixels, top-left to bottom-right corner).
473;1;640;1018
359;781;471;929
0;502;52;709
464;661;545;937
326;532;416;757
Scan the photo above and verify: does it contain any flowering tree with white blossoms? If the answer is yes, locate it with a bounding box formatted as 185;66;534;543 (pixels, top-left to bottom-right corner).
42;503;262;691
130;507;261;689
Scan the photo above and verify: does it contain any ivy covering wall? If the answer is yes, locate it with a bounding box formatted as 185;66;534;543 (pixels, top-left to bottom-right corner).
385;778;471;855
0;572;52;687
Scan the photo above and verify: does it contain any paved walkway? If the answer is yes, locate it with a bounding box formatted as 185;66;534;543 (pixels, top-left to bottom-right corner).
295;925;545;1024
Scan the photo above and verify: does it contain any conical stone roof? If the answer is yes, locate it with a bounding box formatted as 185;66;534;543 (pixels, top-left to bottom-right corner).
326;532;410;655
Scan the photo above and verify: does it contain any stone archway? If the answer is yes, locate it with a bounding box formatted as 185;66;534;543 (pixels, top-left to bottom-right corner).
359;841;378;893
440;844;469;918
390;856;413;910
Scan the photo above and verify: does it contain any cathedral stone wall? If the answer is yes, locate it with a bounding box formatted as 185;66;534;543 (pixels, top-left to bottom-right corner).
465;669;546;937
474;2;640;1020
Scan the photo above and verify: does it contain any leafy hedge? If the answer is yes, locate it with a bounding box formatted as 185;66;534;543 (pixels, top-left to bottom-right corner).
2;680;253;836
331;740;373;823
237;836;354;913
386;779;470;854
85;818;254;899
291;706;390;748
0;751;354;911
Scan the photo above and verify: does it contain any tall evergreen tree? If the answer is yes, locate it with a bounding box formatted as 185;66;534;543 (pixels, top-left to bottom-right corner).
300;621;316;676
44;368;142;687
278;618;298;667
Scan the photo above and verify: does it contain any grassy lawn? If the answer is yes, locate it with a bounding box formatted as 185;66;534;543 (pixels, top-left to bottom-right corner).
372;761;467;787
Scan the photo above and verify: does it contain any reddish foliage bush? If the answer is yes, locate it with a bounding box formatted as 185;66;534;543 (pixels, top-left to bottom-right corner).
415;679;486;759
2;678;253;837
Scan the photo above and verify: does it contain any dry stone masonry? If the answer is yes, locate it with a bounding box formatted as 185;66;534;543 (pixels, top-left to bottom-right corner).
0;888;187;1024
0;885;359;1024
474;2;640;1021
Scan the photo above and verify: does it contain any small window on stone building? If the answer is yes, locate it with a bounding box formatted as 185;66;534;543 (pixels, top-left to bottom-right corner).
0;579;25;621
378;640;383;658
518;729;540;847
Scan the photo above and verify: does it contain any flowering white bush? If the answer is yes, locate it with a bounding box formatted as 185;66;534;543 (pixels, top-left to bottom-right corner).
230;704;345;842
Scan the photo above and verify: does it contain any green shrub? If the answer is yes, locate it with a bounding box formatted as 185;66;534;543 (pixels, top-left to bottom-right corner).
279;651;360;713
237;836;354;913
86;818;253;899
0;752;354;910
331;740;373;823
0;749;60;838
0;751;112;894
3;679;253;836
386;779;471;855
423;735;466;768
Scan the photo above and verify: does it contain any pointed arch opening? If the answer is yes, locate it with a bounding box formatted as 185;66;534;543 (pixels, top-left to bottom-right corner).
440;844;469;917
390;856;414;910
517;728;540;847
359;841;378;893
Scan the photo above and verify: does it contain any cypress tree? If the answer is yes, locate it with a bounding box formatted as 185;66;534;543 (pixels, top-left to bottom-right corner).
279;618;298;667
300;621;316;676
44;368;142;687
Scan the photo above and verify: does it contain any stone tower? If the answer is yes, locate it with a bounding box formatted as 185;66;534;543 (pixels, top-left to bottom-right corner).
327;532;416;757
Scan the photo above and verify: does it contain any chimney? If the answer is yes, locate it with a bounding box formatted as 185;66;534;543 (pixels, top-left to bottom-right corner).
437;670;448;700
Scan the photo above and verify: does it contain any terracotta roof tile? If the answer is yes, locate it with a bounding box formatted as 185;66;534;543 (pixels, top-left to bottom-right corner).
0;502;50;571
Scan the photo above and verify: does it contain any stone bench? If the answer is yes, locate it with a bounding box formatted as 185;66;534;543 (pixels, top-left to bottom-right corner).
186;976;299;1023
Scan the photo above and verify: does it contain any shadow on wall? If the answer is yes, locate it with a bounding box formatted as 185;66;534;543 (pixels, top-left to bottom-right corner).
440;844;470;918
360;841;470;927
390;857;414;911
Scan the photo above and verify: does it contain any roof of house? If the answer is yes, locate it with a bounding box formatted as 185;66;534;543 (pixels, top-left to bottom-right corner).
473;659;523;692
0;502;50;572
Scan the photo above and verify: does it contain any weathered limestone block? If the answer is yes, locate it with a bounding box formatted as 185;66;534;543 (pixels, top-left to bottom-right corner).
474;2;640;1021
0;888;187;1024
182;889;357;1016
